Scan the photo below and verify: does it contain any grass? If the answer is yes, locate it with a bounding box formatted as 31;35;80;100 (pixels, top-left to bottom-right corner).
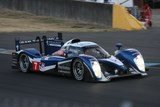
0;9;113;32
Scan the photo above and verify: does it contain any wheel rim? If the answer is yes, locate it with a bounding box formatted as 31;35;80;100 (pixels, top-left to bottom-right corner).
73;60;84;80
19;54;29;72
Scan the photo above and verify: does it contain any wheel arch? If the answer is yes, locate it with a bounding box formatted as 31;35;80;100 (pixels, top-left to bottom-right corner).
18;53;32;72
17;49;40;72
115;48;145;72
71;56;96;81
17;49;41;60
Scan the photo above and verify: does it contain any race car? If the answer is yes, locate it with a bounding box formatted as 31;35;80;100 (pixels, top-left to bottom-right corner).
12;33;147;82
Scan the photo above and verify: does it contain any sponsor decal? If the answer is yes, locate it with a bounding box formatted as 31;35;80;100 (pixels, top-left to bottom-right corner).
58;60;72;65
40;65;56;72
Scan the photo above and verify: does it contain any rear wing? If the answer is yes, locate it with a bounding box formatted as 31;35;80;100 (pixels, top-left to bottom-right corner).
15;32;64;55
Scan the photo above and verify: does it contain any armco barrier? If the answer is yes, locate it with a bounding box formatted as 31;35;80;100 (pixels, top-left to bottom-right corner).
0;0;113;27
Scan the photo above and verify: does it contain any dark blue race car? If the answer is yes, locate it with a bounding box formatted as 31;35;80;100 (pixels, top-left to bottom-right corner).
12;33;147;82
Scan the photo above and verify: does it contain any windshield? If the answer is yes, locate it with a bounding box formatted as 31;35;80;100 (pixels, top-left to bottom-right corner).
83;45;110;59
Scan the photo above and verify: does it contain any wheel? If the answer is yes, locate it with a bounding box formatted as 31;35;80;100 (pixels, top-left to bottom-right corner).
72;59;85;81
19;54;30;73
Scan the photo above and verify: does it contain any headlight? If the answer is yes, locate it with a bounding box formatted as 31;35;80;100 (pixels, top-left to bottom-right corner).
134;54;145;72
91;61;102;78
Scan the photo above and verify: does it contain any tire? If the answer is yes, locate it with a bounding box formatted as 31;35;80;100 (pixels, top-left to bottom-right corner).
19;54;30;73
72;59;85;81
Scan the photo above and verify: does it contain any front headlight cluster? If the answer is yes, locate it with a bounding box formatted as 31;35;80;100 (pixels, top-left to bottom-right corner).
134;54;145;72
91;61;102;78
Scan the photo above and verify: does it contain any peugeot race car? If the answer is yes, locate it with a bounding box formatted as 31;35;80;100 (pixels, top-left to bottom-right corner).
12;33;147;82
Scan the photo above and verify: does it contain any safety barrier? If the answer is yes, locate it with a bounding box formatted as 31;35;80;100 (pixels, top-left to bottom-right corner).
0;0;144;30
0;0;112;27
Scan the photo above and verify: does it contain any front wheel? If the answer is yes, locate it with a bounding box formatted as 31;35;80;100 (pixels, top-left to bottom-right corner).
19;54;30;73
72;59;85;81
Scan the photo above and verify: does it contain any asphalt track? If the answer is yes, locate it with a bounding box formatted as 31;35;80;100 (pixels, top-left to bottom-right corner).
0;28;160;107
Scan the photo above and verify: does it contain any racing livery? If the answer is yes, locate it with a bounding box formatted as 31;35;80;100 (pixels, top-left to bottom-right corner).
12;33;147;82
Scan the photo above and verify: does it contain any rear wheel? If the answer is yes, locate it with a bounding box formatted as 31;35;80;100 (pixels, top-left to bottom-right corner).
19;54;30;73
72;59;84;81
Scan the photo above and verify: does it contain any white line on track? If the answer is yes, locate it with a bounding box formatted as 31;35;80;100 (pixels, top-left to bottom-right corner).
0;48;6;51
146;63;160;69
120;101;133;107
0;48;15;55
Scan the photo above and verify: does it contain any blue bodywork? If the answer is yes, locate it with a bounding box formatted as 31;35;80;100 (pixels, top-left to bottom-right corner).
12;33;147;82
115;49;143;72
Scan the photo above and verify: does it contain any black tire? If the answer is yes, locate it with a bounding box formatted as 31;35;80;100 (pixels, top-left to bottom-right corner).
19;54;30;73
72;59;85;81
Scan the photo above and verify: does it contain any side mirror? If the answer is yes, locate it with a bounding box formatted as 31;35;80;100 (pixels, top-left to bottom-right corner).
116;43;122;50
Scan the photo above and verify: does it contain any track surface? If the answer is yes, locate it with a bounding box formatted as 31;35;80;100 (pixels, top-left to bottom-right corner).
0;28;160;107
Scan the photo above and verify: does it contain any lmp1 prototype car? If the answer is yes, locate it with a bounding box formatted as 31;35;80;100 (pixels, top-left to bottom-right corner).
12;33;147;82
